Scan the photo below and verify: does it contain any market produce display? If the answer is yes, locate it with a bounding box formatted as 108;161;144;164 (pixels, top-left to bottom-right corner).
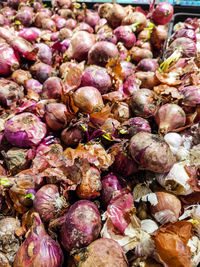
0;0;199;266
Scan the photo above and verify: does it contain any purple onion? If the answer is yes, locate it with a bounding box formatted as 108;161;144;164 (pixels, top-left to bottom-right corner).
42;77;64;99
34;43;52;65
51;31;59;41
18;28;39;43
137;58;159;72
54;16;67;30
30;62;56;83
58;28;72;41
74;22;94;33
60;200;101;251
45;103;68;131
114;25;136;48
61;126;84;147
5;113;47;148
121;117;151;138
15;10;34;26
25;79;42;94
81;65;112;94
123;74;140;96
65;18;77;30
171;28;197;43
120;61;135;79
0;43;19;76
84;10;100;28
166;37;197;58
180;85;200;107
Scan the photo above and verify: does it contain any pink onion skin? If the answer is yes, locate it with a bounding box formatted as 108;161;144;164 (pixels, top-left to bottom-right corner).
129;132;175;173
34;43;52;65
81;65;112;94
74;22;94;34
68;31;95;61
122;12;147;32
171;28;196;43
120;61;135;79
33;185;66;223
181;86;200;107
0;43;19;76
45;103;67;131
65;18;77;30
51;31;59;41
111;102;130;122
131;89;158;118
13;213;64;267
54;16;67;30
101;173;122;207
109;141;138;177
18;28;39;43
35;12;50;28
11;69;31;86
121;117;151;138
84;10;100;28
41;18;56;32
137;59;159;72
96;26;117;44
25;79;42;94
88;41;119;66
123;74;140;96
30;62;56;83
42;77;64;100
152;2;174;25
15;10;34;26
60;200;101;251
5;113;47;148
0;78;24;107
166;37;197;58
0;27;15;42
114;25;136;49
155;104;186;134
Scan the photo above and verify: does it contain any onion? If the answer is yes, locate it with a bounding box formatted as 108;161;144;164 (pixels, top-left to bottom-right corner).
73;238;128;267
60;200;101;251
73;86;104;114
131;89;157;118
30;62;56;83
25;79;42;94
120;117;151;138
42;77;64;100
58;9;74;19
98;3;126;28
45;103;67;131
74;22;94;34
120;61;135;79
0;78;24;107
122;11;147;32
13;213;64;267
150;192;181;224
33;185;67;223
101;173;122;207
152;2;174;25
96;25;117;44
7;0;20;9
15;10;34;27
53;16;67;30
0;43;19;76
135;71;160;89
0;217;21;265
84;10;100;28
34;43;52;65
61;126;84;147
123;74;140;96
88;41;119;66
109;141;138;177
18;28;39;43
65;18;77;30
129;132;175;173
58;28;72;41
171;28;196;43
0;14;5;26
137;59;159;72
114;25;136;48
155;104;186;134
35;12;50;28
0;27;15;42
11;69;31;86
67;31;95;61
130;47;153;63
81;65;111;94
41;18;56;32
5;113;47;148
111;102;130;122
180;86;200;107
150;25;168;51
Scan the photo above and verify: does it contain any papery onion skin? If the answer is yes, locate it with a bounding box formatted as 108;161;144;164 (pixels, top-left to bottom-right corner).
25;79;42;94
33;184;66;223
150;25;168;52
121;117;151;138
152;2;174;25
171;28;196;43
42;77;64;100
11;69;31;86
60;200;101;251
111;102;130;122
35;12;50;28
88;41;119;66
135;71;160;89
41;18;56;32
13;213;64;267
129;132;176;173
180;86;200;107
130;47;153;63
0;43;19;76
150;191;182;224
5;113;47;148
73;86;104;114
166;37;197;58
123;74;140;96
155;103;186;134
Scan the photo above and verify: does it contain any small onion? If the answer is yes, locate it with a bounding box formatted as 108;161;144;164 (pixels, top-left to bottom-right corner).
135;71;160;89
41;18;56;32
18;28;39;43
120;61;135;79
5;113;47;148
58;28;72;41
35;12;50;28
155;104;186;134
34;43;52;65
13;213;64;267
73;86;104;114
84;10;100;28
65;18;77;30
30;62;56;83
25;79;42;94
166;37;197;58
45;103;68;131
74;22;94;34
60;200;101;251
114;25;136;48
123;74;140;96
122;11;147;32
130;47;153;63
33;184;67;223
111;102;130;122
171;28;196;43
180;86;200;107
152;2;174;25
150;25;168;51
0;43;19;76
15;10;34;26
42;77;64;100
150;191;182;224
137;59;159;72
11;69;31;86
61;125;84;147
120;117;151;138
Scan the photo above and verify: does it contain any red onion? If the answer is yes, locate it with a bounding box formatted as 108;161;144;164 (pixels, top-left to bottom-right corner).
67;31;95;61
135;71;159;89
35;12;50;28
25;79;42;94
51;31;59;41
45;103;68;131
54;16;67;30
150;25;168;51
60;200;101;251
120;117;151;138
84;10;100;28
101;173;122;207
0;14;5;26
81;65;112;94
181;86;200;107
41;18;56;32
33;2;43;11
65;18;77;30
123;74;140;96
18;28;39;43
61;126;84;147
0;27;14;42
5;113;47;148
96;25;117;44
2;7;17;18
33;185;67;223
73;86;104;114
88;41;119;66
0;43;19;76
30;62;56;83
122;12;147;32
120;61;135;80
42;77;64;100
111;102;130;122
54;0;71;8
155;104;186;134
13;213;64;267
0;78;24;107
15;10;34;26
114;25;136;48
171;28;197;43
74;22;94;34
109;141;138;177
131;47;153;63
152;2;174;25
137;59;159;72
11;69;31;86
34;43;52;65
129;132;175;173
166;37;197;58
94;18;107;33
131;89;158;118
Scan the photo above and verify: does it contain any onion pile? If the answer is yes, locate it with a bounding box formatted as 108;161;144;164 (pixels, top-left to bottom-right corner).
0;1;200;267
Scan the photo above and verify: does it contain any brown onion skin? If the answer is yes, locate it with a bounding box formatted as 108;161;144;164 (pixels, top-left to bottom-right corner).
111;102;131;122
131;89;158;118
155;104;186;134
45;103;68;131
60;200;101;251
73;86;104;114
122;11;147;32
88;41;119;66
58;28;72;41
130;47;153;63
42;77;64;100
41;18;56;32
30;62;56;83
34;12;50;28
129;132;176;173
135;71;160;89
61;127;84;147
11;69;31;86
